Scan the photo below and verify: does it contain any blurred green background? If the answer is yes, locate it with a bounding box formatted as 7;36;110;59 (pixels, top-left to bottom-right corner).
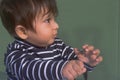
0;0;119;80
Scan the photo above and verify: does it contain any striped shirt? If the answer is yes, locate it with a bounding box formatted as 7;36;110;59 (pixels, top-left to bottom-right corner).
4;38;93;80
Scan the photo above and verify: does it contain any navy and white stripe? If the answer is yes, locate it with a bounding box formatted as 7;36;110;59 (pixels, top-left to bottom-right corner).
4;38;93;80
4;38;76;80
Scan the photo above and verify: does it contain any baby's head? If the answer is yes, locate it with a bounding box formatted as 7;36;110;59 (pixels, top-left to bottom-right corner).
0;0;59;47
0;0;58;36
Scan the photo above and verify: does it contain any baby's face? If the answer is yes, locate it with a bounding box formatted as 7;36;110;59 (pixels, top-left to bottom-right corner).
26;13;59;47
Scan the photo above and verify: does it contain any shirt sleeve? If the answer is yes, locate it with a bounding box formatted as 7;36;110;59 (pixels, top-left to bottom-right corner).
60;41;77;60
5;50;68;80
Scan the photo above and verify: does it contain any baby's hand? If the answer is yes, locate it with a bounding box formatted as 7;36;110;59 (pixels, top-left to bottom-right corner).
62;60;86;80
74;44;103;67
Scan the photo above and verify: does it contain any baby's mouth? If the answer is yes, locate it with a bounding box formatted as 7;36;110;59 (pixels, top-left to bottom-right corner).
53;32;57;38
54;34;57;37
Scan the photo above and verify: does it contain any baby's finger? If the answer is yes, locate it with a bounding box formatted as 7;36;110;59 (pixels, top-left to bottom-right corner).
75;60;84;68
65;70;75;80
82;45;95;55
82;44;89;49
91;56;103;66
75;61;86;74
90;53;102;62
86;45;94;52
93;49;100;55
68;68;78;79
90;55;97;60
72;62;83;75
77;67;86;76
77;54;89;63
74;48;80;56
96;56;103;62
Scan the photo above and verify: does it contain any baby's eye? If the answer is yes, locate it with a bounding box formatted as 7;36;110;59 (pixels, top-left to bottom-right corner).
44;18;51;23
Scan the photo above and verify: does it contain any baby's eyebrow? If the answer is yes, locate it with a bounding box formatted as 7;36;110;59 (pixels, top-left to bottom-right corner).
44;14;55;19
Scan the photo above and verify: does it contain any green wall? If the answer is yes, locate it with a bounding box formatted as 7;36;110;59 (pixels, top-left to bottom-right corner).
0;0;119;80
57;0;119;80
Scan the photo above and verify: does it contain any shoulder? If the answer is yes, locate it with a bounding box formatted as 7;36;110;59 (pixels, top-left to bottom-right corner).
5;39;29;60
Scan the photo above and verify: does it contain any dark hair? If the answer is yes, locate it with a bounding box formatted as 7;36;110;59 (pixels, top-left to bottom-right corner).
0;0;58;36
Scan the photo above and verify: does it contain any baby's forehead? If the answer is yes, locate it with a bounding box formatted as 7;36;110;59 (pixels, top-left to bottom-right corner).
37;8;55;18
34;3;57;20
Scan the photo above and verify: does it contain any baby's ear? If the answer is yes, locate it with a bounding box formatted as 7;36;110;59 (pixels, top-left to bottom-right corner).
15;25;28;39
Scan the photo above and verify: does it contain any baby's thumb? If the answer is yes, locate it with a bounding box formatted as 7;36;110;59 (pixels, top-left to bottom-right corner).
74;48;80;56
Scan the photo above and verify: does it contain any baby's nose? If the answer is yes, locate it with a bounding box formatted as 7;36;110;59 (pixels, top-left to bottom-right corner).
53;21;59;30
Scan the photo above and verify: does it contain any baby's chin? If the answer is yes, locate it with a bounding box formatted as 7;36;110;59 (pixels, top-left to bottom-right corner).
47;38;55;45
50;38;55;44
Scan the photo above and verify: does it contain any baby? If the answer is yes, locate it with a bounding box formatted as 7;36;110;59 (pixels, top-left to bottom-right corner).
0;0;102;80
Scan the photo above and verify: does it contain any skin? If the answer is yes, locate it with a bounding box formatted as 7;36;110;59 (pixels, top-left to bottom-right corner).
15;10;103;80
62;45;103;80
15;10;59;47
74;44;103;67
62;60;86;80
25;14;59;47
